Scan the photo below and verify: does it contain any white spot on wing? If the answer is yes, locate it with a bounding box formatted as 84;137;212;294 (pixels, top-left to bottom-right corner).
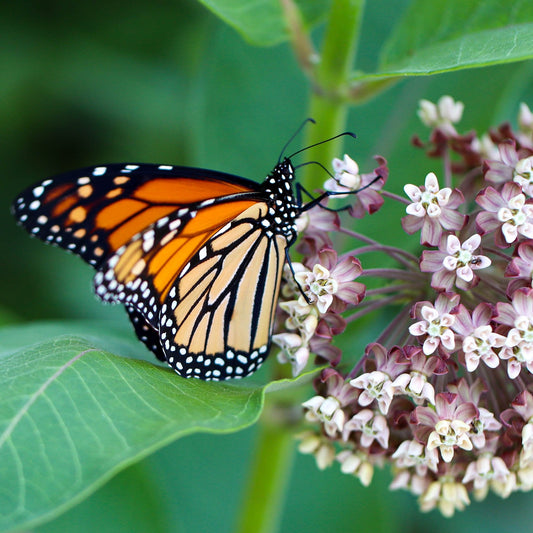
169;219;182;231
93;166;107;176
33;186;45;197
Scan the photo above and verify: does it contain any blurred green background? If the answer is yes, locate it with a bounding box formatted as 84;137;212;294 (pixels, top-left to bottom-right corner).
2;0;533;531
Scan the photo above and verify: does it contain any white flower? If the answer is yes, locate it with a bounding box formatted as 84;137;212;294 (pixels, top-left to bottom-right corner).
325;154;361;197
471;133;500;160
272;332;310;376
514;156;533;196
349;371;395;414
337;450;374;486
519;103;533;133
392;440;439;475
427;419;473;463
405;172;452;219
419;478;470;517
279;299;318;334
496;192;533;243
295;264;339;313
303;395;346;437
462;325;505;372
393;372;436;405
409;304;456;355
522;420;533;461
418;96;464;134
342;409;390;448
462;454;512;501
442;234;491;282
297;431;335;470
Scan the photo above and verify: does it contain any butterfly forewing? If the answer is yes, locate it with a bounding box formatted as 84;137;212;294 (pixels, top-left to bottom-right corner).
12;164;258;268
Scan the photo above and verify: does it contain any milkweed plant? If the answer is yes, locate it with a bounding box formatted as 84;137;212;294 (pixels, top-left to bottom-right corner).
273;97;533;517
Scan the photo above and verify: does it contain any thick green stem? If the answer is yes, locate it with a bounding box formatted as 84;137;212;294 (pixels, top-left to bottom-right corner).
304;0;365;188
234;4;367;532
235;414;295;533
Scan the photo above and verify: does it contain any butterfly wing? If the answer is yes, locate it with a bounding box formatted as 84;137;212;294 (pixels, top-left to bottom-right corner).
12;163;259;268
93;195;262;328
126;305;166;361
159;202;288;380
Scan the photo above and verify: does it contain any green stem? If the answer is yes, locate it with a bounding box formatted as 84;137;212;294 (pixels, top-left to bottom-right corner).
304;0;365;189
235;413;295;533
235;4;367;532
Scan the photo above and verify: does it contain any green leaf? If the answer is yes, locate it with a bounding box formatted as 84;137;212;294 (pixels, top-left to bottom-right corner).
36;462;169;533
0;329;268;532
196;0;327;46
376;0;533;76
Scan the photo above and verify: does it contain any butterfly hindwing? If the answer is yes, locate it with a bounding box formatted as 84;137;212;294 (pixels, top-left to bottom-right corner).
159;202;288;379
125;305;166;362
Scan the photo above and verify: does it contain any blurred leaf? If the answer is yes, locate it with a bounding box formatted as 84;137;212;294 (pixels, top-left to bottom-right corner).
195;0;327;46
0;332;268;531
376;0;533;76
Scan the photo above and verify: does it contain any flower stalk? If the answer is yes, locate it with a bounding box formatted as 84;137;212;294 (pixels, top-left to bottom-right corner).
236;413;295;533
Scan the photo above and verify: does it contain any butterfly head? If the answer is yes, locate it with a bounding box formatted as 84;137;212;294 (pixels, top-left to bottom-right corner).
258;158;299;245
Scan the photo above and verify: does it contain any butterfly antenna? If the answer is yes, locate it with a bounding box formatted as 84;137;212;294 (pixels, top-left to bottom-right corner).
295;160;335;179
287;131;357;160
278;118;316;163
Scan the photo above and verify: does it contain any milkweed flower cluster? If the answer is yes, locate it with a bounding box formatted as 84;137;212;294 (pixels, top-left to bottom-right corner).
274;98;533;516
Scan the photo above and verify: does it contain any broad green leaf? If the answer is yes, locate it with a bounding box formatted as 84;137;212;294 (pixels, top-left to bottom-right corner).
376;0;533;76
36;462;169;533
196;0;327;46
0;320;155;362
0;331;266;532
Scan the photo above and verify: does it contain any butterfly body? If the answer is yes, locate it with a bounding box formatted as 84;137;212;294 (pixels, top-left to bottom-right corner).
13;159;299;380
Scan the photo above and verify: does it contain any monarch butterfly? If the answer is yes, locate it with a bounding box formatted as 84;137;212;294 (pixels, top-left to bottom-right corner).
12;130;366;380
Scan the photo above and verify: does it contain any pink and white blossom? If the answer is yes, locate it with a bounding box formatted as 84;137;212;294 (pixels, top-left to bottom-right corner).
421;234;491;291
342;409;390;449
513;156;533;196
402;172;466;246
337;450;374;486
418;95;464;135
476;182;533;246
494;288;533;378
409;294;459;355
412;393;478;463
506;241;533;294
278;100;533;515
452;303;505;371
325;154;361;197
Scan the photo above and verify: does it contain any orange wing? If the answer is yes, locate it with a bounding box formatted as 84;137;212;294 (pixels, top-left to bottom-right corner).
12;163;260;268
159;202;288;379
94;195;261;327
